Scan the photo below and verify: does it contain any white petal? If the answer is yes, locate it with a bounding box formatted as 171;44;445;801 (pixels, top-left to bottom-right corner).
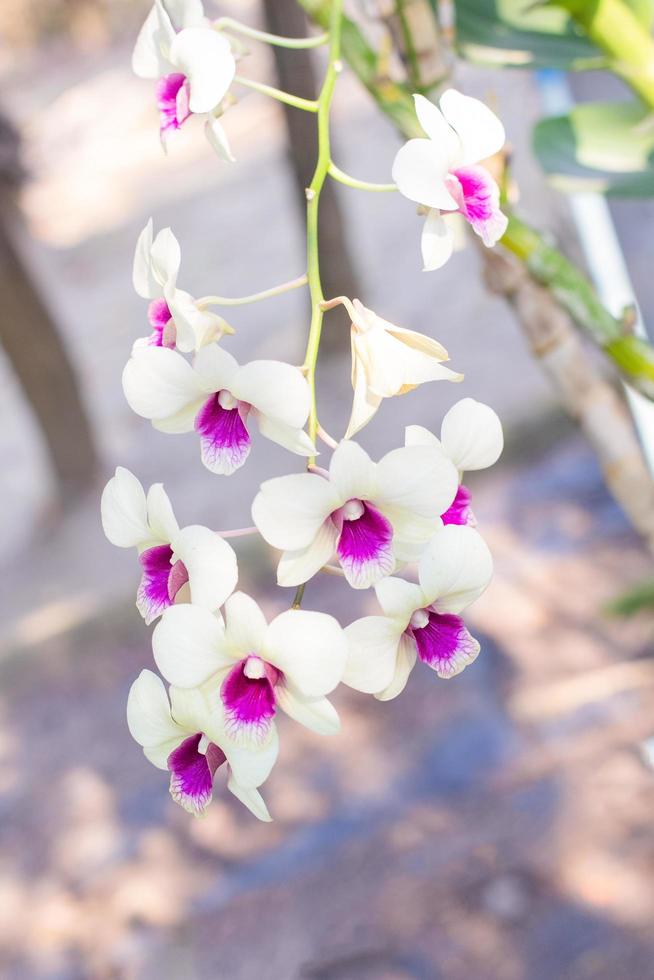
169;28;235;113
165;287;227;352
193;342;239;392
329;440;376;503
227;776;272;821
345;346;381;439
275;684;340;735
165;0;206;28
252;473;338;550
233;360;310;429
222;726;279;789
153;605;230;687
132;1;175;78
405;424;441;450
418;524;493;613
172;525;238;610
133;219;157;299
127;669;186;767
169;681;228;745
376;445;459;521
146;483;179;543
253;412;315;457
122;346;207;420
421;209;455;271
375;576;424;621
439;88;505;166
375;634;417;701
342;616;402;694
392;139;459;210
265;610;347;697
101;467;151;548
205;116;235;162
413;94;461;162
223;591;269;657
152;400;202;434
440;398;503;471
149;227;181;291
276;519;339;587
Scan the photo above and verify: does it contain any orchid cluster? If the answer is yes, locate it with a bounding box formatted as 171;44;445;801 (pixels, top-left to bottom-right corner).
102;0;506;822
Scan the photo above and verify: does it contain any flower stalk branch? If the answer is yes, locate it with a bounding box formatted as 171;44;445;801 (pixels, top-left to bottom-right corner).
215;17;329;50
234;74;319;112
197;274;308;309
328;162;397;192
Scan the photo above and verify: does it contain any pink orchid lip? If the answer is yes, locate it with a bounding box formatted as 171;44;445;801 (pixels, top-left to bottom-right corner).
332;498;394;585
168;733;227;815
195;390;252;473
136;545;189;623
441;484;476;527
221;655;283;738
445;166;506;246
407;606;477;675
157;72;192;138
147;299;177;349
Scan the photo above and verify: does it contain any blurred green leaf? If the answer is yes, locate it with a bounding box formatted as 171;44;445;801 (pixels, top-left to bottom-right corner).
533;101;654;196
452;0;654;69
606;578;654;616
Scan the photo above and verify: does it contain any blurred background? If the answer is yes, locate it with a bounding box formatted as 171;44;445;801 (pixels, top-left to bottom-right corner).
2;1;654;977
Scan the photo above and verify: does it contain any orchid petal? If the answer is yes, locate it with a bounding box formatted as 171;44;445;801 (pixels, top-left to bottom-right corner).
343;616;402;694
439;88;505;166
223;591;269;657
132;1;176;78
421;209;455;271
418;524;493;613
172;525;238;611
153;605;230;687
413;94;461;162
328;440;376;503
440;398;503;471
252;473;338;551
205;116;235;162
170;28;235;114
233;360;310;429
123;346;207;420
375;576;424;621
275;684;340;735
265;609;347;697
392;139;459;210
404;424;442;450
227;776;272;821
127;669;186;769
276;519;340;588
146;482;179;543
375;634;417;701
101;467;151;548
376;445;459;521
192;342;240;392
252;412;315;458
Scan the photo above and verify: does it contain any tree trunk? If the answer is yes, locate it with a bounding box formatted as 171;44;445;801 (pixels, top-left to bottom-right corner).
261;0;359;351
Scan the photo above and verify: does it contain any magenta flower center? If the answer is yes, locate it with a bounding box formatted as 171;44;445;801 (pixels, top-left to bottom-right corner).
221;656;282;738
136;544;189;624
156;72;191;138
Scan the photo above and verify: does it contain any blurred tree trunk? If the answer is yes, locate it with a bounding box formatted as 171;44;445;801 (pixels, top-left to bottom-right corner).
261;0;359;351
0;114;97;506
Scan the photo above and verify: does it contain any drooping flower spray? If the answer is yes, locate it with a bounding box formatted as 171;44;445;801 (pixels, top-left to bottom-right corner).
102;0;505;821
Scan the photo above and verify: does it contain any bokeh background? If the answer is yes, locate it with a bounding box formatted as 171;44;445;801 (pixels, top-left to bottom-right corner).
2;1;654;977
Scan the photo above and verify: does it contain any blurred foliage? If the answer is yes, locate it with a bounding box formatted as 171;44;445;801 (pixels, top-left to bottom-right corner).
606;578;654;616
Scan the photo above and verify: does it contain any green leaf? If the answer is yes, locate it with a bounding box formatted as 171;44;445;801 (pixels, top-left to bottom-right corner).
533;101;654;197
452;0;654;69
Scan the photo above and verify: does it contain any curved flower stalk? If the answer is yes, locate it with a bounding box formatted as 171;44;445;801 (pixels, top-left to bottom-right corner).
252;439;459;588
342;298;463;438
122;344;315;475
101;467;237;623
133;219;233;352
152;593;348;747
344;525;493;699
393;91;507;270
127;669;274;819
133;0;236;155
406;398;504;527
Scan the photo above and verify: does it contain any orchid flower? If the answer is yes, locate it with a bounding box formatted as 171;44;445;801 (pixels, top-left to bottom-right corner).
122;343;315;475
343;525;493;699
252;440;459;589
101;467;237;623
127;669;274;819
133;219;233;353
392;90;507;271
406;398;503;527
152;593;347;750
132;0;236;157
344;299;463;438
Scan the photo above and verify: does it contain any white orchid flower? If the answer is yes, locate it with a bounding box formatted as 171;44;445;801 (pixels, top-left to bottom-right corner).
123;343;315;475
344;299;462;438
101;467;237;623
133;219;233;353
127;669;274;820
132;0;236;157
344;524;493;699
392;90;508;271
406;398;503;527
252;440;459;589
152;593;347;750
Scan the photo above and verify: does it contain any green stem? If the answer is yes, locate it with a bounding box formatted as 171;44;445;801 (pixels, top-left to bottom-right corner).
197;274;307;308
215;17;329;49
396;0;423;92
302;0;343;463
328;162;397;192
234;74;319;112
554;0;654;107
